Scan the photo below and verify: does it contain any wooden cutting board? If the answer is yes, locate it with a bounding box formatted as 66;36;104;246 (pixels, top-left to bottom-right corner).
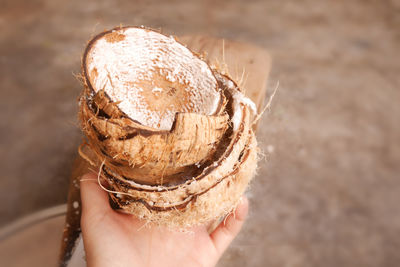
59;35;271;266
179;35;271;116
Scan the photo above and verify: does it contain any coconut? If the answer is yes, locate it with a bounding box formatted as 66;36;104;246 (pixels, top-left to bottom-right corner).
78;26;259;227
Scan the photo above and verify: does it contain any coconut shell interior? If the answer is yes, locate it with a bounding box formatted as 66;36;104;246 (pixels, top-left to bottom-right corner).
83;27;222;131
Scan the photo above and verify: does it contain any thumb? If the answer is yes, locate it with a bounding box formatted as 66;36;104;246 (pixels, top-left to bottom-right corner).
80;172;112;217
210;196;249;255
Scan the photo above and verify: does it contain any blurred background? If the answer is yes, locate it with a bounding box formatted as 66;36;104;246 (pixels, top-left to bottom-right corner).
1;0;399;266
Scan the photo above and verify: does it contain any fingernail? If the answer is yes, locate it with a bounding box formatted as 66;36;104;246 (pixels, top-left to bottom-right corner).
236;196;249;220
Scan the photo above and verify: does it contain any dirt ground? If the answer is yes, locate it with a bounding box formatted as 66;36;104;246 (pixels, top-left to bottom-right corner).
1;0;399;266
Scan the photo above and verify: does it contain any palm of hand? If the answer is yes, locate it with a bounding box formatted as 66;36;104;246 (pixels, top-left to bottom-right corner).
80;173;248;267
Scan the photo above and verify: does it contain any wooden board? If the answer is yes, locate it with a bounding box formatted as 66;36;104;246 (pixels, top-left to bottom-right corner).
179;35;271;119
59;35;271;266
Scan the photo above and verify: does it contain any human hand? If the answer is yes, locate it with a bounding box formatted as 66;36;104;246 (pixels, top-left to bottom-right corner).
80;172;249;267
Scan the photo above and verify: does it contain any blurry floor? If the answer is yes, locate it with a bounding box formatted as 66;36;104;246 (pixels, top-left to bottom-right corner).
0;214;64;267
1;0;400;266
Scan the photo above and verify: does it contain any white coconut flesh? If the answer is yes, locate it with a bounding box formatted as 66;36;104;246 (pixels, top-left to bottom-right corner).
85;27;221;130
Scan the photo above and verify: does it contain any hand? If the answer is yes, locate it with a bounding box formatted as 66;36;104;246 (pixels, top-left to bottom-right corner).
80;172;249;267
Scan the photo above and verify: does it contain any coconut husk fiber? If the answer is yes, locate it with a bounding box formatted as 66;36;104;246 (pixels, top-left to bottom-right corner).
78;26;259;228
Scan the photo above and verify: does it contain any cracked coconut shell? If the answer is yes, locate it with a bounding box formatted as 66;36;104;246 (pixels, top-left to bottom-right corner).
78;26;259;227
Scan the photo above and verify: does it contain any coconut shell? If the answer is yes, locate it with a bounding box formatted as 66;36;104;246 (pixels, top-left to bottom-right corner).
110;134;257;227
78;26;259;227
79;95;230;184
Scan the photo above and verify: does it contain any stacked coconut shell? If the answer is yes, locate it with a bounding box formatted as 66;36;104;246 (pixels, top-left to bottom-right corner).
78;26;258;227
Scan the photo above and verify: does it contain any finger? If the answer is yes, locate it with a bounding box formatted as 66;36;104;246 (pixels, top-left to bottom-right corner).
210;196;249;255
80;172;112;216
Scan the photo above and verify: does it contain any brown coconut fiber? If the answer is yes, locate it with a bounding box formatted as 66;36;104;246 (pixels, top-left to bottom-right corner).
78;26;259;228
